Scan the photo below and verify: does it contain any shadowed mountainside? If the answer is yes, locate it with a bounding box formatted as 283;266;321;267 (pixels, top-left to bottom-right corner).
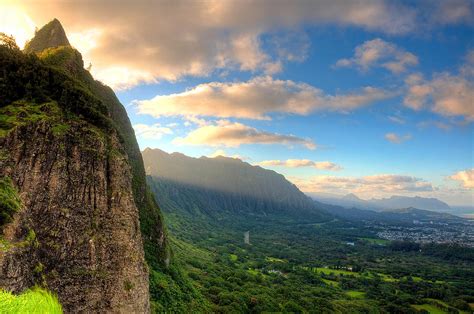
143;148;330;222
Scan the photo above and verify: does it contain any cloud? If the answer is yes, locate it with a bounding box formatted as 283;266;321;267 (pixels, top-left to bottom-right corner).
4;1;473;89
172;120;316;150
13;0;430;89
450;169;474;189
135;76;394;120
290;174;434;198
388;116;405;124
257;159;342;171
384;133;412;144
335;38;418;74
132;123;173;139
417;120;452;131
460;49;474;77
430;0;474;25
404;68;474;121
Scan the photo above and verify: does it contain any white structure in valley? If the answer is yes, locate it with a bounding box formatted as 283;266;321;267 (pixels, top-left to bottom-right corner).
244;231;250;244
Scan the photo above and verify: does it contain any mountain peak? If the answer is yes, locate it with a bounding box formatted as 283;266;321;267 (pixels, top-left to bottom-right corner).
24;18;70;53
342;193;362;201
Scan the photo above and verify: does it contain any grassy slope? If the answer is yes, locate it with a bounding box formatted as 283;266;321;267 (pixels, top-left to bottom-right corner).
0;288;62;314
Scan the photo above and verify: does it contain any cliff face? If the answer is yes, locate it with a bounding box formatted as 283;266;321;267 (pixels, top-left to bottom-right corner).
0;19;168;312
0;122;149;312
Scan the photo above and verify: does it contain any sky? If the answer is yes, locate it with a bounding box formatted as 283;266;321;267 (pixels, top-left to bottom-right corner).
1;0;473;205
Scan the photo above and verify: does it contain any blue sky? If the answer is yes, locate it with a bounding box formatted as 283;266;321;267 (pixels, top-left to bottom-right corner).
3;0;473;205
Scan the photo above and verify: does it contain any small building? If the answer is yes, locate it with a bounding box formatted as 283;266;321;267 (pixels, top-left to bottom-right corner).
244;231;250;244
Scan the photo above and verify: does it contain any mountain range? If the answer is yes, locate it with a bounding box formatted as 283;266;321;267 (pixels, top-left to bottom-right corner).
143;149;464;225
311;192;452;213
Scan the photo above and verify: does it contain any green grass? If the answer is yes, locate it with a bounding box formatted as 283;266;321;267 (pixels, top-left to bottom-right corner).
322;278;339;287
315;267;360;277
265;257;286;263
412;304;446;313
0;176;21;229
0;288;62;314
345;291;365;299
359;237;390;245
376;273;398;282
0;101;63;138
229;254;238;262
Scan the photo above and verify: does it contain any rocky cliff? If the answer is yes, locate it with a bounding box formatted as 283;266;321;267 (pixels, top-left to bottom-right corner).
0;19;168;312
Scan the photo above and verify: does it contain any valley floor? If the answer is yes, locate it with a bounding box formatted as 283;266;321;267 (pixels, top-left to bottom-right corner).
162;212;474;313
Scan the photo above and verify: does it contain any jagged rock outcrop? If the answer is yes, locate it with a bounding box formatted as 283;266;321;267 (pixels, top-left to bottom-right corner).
0;19;169;312
24;18;70;53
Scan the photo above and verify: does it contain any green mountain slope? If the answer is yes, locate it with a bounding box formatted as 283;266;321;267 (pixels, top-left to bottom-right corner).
144;148;330;223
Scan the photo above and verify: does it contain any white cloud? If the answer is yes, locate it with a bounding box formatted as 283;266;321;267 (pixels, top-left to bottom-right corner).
384;133;412;144
461;49;474;77
135;76;394;120
132;123;173;139
450;169;474;189
291;174;434;198
172;120;316;150
257;159;342;171
430;0;474;25
335;38;418;74
14;0;429;89
404;68;474;121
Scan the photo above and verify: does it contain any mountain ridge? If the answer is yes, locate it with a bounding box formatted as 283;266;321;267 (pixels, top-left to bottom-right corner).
311;192;452;213
0;19;175;312
143;148;330;222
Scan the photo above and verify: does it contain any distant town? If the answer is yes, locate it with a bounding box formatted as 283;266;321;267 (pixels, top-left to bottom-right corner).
373;219;474;248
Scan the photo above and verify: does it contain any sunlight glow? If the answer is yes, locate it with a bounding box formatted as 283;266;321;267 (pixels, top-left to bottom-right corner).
0;3;36;48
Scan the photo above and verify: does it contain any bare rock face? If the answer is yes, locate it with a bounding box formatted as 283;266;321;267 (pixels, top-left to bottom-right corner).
24;18;70;53
0;121;150;312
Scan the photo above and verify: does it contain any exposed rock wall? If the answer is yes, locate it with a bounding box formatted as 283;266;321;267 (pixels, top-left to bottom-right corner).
0;121;150;312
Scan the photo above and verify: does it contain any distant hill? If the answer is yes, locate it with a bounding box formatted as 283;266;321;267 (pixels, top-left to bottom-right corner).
143;148;329;222
313;201;463;224
310;193;451;213
372;195;451;211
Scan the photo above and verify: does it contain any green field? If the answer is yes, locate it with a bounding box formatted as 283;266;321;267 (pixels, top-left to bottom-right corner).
346;291;366;299
265;257;286;263
359;237;390;245
412;304;446;313
315;267;361;276
322;278;339;287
